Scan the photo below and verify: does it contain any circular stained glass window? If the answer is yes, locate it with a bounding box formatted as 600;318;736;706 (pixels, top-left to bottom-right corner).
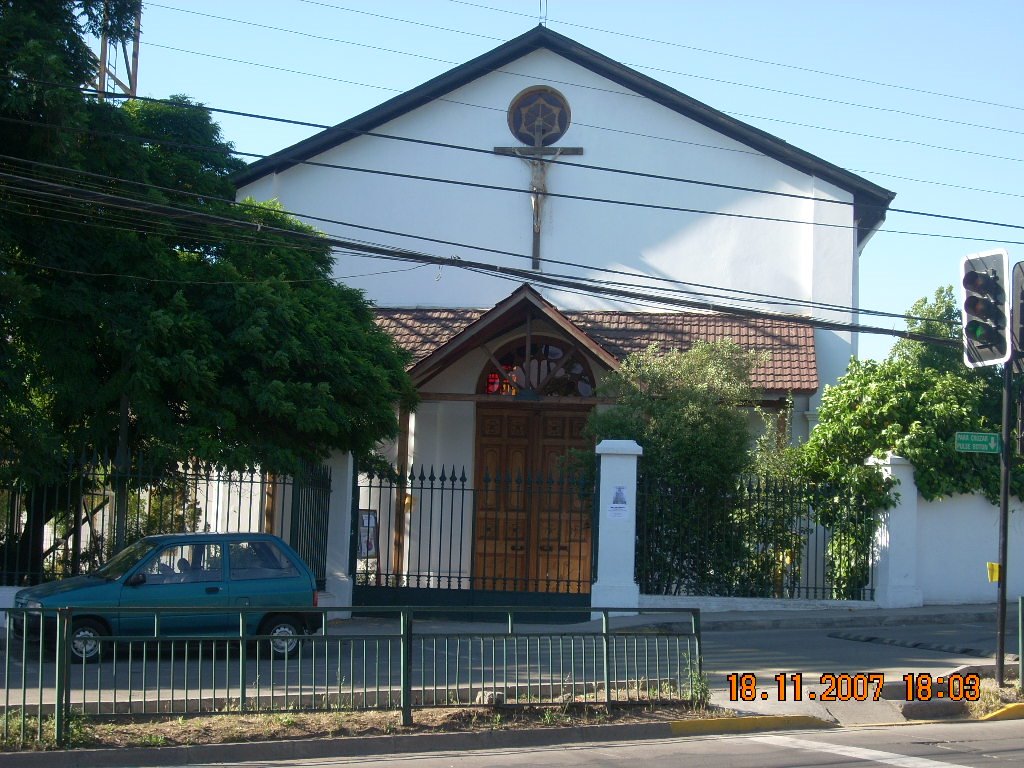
507;86;571;147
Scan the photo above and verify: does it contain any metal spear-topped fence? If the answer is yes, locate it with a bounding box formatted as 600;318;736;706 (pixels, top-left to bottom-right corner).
636;475;876;601
0;452;330;589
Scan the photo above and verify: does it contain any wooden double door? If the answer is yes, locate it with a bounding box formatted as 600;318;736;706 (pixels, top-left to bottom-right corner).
473;405;593;594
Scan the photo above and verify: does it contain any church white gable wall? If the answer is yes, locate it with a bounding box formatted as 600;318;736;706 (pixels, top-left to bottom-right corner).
238;49;859;405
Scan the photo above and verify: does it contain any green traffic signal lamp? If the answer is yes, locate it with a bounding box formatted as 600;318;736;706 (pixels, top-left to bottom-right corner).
964;319;1007;351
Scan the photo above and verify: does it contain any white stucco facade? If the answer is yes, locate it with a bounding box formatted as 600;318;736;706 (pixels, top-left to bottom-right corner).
237;34;890;418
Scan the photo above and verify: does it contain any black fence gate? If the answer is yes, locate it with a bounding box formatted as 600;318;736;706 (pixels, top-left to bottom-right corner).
289;463;332;590
351;465;595;613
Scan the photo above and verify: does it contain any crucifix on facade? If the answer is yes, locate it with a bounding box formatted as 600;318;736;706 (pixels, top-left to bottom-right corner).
494;86;582;270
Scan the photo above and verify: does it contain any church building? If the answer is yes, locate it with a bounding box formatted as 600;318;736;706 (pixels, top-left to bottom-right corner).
234;26;894;608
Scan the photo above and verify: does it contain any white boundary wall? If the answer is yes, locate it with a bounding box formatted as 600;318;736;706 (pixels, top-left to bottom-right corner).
869;454;1022;607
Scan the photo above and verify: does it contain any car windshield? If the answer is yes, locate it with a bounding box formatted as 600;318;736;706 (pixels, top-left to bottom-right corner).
93;538;160;580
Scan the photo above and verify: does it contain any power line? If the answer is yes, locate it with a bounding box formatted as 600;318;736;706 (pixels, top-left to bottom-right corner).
299;0;1023;136
2;153;926;320
450;0;1024;113
296;0;505;42
726;110;1023;165
127;46;1024;201
6;103;1024;250
0;169;958;345
8;84;1024;238
143;4;1021;162
848;168;1024;200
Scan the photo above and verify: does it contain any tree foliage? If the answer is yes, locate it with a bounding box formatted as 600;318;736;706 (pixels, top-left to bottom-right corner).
1;1;416;482
586;341;764;491
587;341;769;596
801;287;1011;507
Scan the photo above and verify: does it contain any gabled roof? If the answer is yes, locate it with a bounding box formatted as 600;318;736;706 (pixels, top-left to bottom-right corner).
235;26;894;242
375;287;819;394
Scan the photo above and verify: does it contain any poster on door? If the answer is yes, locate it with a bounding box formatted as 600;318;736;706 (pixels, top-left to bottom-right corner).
357;512;378;559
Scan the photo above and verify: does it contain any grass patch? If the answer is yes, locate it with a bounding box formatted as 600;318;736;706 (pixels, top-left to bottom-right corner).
966;676;1023;720
0;700;732;752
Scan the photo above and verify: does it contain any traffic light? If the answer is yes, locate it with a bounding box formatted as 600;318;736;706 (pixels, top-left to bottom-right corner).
961;248;1010;368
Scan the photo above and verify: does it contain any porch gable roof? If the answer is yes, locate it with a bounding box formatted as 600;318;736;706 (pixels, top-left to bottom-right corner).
393;283;620;387
376;291;819;394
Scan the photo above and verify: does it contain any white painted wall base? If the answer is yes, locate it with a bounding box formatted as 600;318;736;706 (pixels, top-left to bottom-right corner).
870;453;1022;606
592;583;640;612
869;454;925;608
639;595;877;613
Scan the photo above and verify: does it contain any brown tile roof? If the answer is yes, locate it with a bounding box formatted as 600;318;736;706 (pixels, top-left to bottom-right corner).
375;308;818;394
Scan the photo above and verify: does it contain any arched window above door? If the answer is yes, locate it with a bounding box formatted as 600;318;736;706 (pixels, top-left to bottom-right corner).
478;336;595;398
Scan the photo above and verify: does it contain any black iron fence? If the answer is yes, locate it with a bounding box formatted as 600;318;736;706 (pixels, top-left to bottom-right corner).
636;475;877;601
354;466;595;595
0;454;330;588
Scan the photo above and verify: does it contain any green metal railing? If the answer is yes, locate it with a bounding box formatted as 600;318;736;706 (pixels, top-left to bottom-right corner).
0;605;702;750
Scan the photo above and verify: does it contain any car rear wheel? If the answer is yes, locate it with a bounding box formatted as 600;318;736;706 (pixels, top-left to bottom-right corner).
259;616;303;659
70;618;108;663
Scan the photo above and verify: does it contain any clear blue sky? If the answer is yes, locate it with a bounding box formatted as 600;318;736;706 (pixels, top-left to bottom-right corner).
123;0;1023;361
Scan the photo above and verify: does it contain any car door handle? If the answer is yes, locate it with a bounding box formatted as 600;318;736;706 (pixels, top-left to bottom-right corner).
206;586;220;594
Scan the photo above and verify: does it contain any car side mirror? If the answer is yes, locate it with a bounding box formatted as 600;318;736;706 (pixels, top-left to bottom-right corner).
126;572;146;587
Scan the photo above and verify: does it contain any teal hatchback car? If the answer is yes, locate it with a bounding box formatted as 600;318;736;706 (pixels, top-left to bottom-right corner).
13;532;318;662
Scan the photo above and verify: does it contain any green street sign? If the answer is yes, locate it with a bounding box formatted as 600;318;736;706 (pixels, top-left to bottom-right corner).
955;431;1001;454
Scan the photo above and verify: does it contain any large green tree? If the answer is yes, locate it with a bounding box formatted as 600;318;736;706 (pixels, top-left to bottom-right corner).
795;287;1012;597
0;1;416;576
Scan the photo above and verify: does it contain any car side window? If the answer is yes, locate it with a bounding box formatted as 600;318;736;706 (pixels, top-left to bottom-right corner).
144;544;222;584
144;545;186;585
230;540;298;581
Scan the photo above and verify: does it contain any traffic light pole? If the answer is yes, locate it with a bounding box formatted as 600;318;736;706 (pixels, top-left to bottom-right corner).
996;360;1012;687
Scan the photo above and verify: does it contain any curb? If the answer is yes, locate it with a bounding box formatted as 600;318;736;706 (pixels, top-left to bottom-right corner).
980;703;1024;722
0;714;836;768
700;610;998;633
667;714;834;736
828;631;1020;661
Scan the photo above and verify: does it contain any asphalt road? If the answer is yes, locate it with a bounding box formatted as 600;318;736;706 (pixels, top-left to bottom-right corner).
161;720;1024;767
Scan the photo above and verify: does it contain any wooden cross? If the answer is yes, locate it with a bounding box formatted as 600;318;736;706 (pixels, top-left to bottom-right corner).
495;125;582;269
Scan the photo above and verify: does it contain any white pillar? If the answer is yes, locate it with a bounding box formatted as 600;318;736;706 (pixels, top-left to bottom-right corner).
319;450;354;614
591;439;643;613
869;453;924;608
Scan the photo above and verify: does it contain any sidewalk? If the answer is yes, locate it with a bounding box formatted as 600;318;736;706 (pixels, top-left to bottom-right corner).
695;602;1020;726
697;602;1013;632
